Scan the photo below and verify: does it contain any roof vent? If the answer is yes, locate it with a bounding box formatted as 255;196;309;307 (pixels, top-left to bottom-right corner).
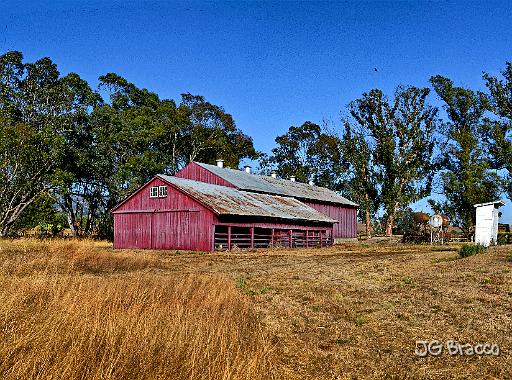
308;180;314;186
244;165;251;174
216;159;224;168
271;170;277;179
290;176;296;182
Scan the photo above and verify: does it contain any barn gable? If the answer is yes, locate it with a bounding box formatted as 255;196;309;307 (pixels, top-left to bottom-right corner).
113;177;211;214
112;177;215;251
175;161;236;188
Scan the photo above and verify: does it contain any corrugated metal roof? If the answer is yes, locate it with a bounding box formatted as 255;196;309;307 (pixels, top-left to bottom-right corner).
194;162;358;207
158;175;337;224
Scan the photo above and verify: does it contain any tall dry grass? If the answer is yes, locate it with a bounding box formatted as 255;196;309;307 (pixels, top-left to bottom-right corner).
0;239;289;380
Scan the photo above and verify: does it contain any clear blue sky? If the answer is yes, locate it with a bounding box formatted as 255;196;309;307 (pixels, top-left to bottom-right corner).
1;0;511;222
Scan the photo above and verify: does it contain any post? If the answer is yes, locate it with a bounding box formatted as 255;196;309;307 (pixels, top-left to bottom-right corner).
212;224;216;251
305;229;309;248
250;227;254;248
289;229;293;248
227;225;231;252
271;228;274;247
320;230;323;248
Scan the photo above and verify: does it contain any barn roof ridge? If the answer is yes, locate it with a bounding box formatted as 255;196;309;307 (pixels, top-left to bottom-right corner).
157;174;337;224
193;162;358;207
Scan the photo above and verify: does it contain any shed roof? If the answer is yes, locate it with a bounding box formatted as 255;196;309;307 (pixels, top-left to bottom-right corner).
194;162;358;207
474;200;506;208
158;175;337;224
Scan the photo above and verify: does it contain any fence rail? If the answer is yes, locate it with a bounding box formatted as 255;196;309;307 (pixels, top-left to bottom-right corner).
214;227;333;251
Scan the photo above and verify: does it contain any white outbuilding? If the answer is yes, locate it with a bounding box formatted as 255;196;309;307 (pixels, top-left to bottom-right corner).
474;200;505;247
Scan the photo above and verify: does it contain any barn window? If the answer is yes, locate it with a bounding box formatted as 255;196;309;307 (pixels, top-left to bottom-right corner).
150;186;159;198
159;186;168;197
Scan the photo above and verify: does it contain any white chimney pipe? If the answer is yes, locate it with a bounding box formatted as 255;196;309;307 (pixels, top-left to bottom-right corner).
290;176;296;182
216;159;224;168
244;165;251;174
271;171;277;178
308;180;314;186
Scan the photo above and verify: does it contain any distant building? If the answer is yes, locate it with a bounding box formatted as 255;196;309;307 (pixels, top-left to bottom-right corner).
474;200;505;247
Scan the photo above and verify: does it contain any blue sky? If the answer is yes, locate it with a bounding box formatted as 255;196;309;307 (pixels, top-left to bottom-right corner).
1;0;511;222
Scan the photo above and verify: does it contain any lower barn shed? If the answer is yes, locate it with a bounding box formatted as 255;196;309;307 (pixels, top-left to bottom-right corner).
113;175;337;251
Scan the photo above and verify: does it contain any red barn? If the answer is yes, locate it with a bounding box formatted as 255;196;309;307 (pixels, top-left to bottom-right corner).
175;161;358;240
113;175;337;251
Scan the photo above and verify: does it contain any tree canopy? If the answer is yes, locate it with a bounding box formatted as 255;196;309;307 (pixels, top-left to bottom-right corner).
260;121;345;190
1;50;512;239
428;75;502;236
0;51;258;237
344;86;439;236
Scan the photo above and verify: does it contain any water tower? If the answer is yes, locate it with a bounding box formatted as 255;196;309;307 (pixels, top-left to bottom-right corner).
429;214;449;244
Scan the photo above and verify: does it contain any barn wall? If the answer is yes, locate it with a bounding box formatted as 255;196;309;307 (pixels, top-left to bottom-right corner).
304;201;357;238
113;178;215;251
175;162;235;187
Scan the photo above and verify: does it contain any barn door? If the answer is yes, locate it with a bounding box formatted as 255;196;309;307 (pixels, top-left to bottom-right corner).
151;211;194;250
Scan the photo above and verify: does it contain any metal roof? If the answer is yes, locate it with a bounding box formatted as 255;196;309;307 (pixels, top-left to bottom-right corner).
194;162;358;207
158;175;337;224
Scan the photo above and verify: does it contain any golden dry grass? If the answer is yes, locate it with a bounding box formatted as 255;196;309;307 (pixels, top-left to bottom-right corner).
0;239;511;379
0;239;289;380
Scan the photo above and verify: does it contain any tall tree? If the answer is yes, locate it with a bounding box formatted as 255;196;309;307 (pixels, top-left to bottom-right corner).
483;62;512;199
342;122;378;237
179;93;258;169
0;51;94;236
429;76;502;236
260;121;346;190
347;87;439;236
88;77;258;238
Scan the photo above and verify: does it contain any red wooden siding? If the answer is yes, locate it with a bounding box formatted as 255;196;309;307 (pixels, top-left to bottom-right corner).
113;178;215;251
304;201;357;239
175;162;235;187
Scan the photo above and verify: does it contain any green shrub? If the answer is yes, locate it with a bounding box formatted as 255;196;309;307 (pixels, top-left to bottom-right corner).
458;244;487;258
498;232;512;245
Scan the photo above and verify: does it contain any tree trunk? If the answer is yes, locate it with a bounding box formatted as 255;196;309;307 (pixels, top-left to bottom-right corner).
62;194;80;237
385;214;394;237
385;202;400;237
365;206;372;239
0;225;9;237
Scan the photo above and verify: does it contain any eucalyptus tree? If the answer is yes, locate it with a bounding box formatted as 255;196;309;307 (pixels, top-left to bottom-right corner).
342;122;378;237
260;121;346;190
483;62;512;199
179;93;258;169
429;75;502;236
347;87;439;236
0;51;97;236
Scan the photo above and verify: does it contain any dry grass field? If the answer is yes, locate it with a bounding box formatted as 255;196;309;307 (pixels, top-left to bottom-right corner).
0;239;511;379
